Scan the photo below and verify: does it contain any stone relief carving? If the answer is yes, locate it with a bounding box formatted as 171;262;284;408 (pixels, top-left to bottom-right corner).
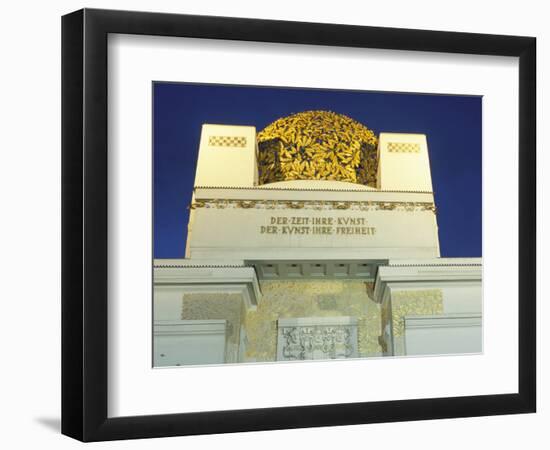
278;323;357;361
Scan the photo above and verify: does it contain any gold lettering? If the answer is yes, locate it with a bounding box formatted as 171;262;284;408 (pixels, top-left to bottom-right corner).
260;226;278;234
263;216;375;236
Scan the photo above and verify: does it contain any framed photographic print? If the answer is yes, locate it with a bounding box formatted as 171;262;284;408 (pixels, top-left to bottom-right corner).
61;8;536;442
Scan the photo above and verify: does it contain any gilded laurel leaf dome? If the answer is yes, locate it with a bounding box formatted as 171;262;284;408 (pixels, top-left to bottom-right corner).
257;110;378;186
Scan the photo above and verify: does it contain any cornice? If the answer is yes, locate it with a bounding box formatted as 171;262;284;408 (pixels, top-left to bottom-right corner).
194;185;434;194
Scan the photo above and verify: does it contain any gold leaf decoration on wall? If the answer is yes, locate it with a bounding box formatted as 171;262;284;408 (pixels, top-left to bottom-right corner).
257;111;378;187
390;289;444;338
242;280;382;361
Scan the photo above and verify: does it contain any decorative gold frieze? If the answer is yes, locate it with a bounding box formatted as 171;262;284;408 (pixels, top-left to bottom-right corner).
257;111;378;187
208;135;247;148
189;198;436;213
387;142;420;153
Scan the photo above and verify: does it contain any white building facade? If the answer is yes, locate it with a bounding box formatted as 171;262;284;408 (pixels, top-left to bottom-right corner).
154;111;482;366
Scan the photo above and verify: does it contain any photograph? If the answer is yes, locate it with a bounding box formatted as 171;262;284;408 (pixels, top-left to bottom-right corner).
152;83;482;366
0;0;541;446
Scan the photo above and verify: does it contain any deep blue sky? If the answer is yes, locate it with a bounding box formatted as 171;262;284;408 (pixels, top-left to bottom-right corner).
153;82;481;259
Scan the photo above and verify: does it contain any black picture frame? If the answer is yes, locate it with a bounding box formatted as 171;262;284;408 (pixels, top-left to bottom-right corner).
61;8;536;442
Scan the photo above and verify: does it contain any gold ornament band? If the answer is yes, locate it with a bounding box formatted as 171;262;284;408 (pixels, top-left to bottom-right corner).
190;199;436;213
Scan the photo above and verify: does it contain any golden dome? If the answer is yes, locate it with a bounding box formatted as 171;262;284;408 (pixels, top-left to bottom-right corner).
257;110;378;186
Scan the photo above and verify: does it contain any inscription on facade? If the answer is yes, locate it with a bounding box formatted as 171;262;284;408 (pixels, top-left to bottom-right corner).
260;215;376;236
